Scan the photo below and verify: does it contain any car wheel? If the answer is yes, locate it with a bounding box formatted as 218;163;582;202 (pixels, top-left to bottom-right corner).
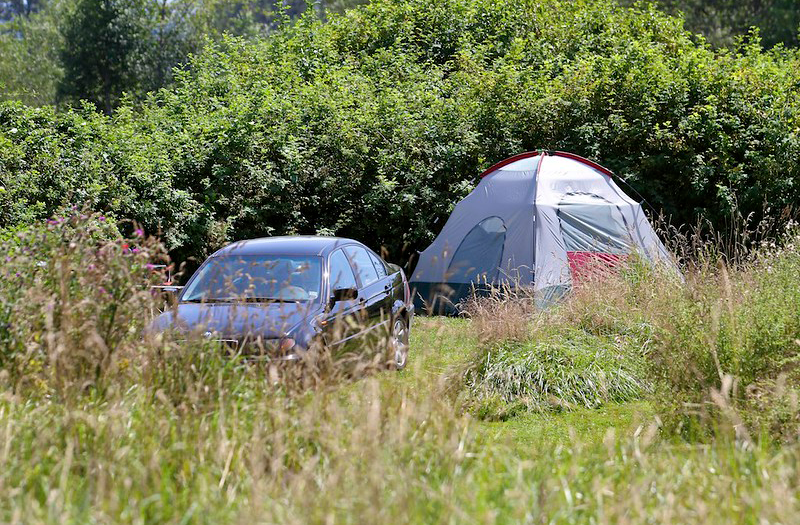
390;316;409;370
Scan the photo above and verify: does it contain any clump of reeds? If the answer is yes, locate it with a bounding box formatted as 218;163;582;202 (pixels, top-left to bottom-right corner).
458;330;649;420
452;264;656;420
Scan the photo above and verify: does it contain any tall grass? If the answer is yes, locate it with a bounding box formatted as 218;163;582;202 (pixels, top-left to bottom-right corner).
455;219;800;441
0;213;169;396
1;213;799;522
2;358;800;523
452;261;661;420
0;373;481;523
464;331;648;417
0;212;479;522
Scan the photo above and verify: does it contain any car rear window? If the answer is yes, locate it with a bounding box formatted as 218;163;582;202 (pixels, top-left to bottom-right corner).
368;250;388;279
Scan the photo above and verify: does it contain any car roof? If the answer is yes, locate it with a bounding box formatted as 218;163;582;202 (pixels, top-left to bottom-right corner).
210;236;363;258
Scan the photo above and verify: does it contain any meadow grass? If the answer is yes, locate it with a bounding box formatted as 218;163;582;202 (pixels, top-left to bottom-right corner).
1;319;799;523
453;225;800;442
1;215;799;523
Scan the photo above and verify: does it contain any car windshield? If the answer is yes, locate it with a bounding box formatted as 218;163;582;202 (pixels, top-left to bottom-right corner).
181;255;322;303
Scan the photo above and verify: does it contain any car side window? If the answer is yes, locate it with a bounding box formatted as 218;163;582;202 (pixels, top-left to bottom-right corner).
368;250;388;279
344;246;380;287
329;249;357;291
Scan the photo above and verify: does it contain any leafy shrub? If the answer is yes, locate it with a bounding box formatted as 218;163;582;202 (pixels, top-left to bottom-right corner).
2;0;800;265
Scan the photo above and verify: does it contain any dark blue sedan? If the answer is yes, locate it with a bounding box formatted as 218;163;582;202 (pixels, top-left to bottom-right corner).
150;236;414;368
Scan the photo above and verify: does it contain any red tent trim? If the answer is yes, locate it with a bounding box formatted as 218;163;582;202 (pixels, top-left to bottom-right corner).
478;151;541;178
479;150;614;179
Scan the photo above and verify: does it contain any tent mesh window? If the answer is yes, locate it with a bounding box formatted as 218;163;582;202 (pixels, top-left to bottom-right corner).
557;193;634;280
446;216;507;284
557;193;634;253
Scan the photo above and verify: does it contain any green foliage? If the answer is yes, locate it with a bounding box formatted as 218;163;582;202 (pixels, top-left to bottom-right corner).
0;0;45;19
0;0;64;105
57;0;157;114
2;0;800;264
1;0;366;108
650;0;800;48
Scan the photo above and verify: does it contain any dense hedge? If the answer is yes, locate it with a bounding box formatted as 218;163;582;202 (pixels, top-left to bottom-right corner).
2;0;799;266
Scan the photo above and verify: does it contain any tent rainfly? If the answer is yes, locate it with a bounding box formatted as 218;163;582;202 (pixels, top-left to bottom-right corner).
410;151;674;313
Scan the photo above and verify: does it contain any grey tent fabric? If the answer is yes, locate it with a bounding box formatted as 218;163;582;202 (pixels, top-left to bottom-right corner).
411;151;674;314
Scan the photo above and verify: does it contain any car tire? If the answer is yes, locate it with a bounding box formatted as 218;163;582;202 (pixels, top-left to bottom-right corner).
389;316;409;370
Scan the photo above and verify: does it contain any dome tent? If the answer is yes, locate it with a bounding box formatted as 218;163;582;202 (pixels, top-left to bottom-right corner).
410;151;674;314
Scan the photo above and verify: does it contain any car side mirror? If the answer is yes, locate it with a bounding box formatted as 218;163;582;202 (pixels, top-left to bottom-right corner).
150;285;184;310
330;286;358;306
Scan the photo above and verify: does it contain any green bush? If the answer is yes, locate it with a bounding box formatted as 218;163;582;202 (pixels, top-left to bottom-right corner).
2;0;799;264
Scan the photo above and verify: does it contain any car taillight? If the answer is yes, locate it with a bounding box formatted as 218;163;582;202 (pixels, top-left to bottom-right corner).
403;277;410;304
